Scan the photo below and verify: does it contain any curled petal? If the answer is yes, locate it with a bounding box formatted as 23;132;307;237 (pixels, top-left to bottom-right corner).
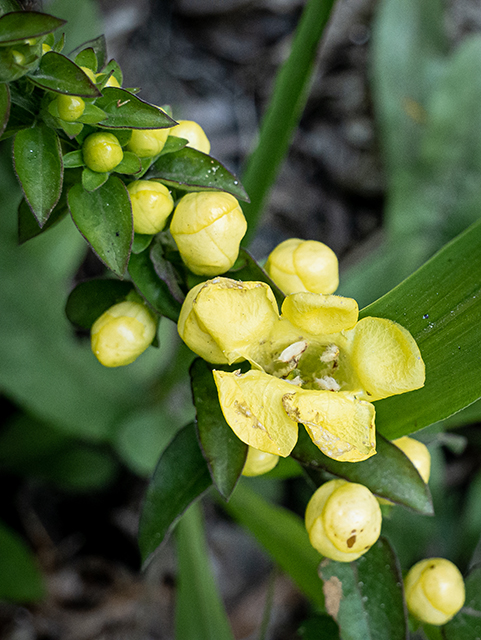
281;293;358;335
282;389;376;462
213;369;298;456
349;317;425;401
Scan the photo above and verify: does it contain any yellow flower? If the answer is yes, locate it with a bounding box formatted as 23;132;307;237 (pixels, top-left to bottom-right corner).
170;191;247;276
127;180;174;234
404;558;465;625
305;479;382;562
170;120;211;154
91;300;157;367
242;446;279;477
265;238;339;295
178;278;425;462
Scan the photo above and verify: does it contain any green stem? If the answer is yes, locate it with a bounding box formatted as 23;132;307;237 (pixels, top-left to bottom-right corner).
241;0;337;245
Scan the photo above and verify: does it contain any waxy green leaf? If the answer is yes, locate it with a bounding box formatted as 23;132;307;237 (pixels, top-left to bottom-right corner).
14;124;63;226
0;11;65;44
17;196;67;244
77;103;107;125
65;278;135;330
292;429;433;515
63;149;84;168
30;51;100;97
159;135;188;156
190;358;247;500
138;423;212;566
0;82;10;138
362;217;481;439
74;47;97;72
69;35;107;70
444;564;481;639
150;147;249;202
68;176;133;277
95;87;175;129
128;246;183;322
319;538;407;640
99;58;122;86
81;167;108;191
114;151;141;175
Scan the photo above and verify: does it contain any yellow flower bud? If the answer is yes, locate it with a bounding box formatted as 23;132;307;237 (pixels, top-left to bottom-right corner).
404;558;465;625
178;278;279;365
349;317;426;401
91;301;157;367
393;436;431;483
82;132;123;173
305;479;382;562
242;446;279;476
127;180;174;234
56;94;85;122
127;127;170;158
170;191;247;276
80;66;97;84
265;238;339;295
169;120;211;154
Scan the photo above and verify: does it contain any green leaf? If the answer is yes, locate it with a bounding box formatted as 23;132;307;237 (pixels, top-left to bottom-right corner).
76;102;107;124
175;502;235;640
59;120;83;138
0;81;9;137
81;166;108;191
99;58;122;86
128;246;183;322
190;358;247;500
0;520;45;602
114;150;141;175
68;176;133;276
228;248;285;308
63;149;84;168
18;195;67;244
69;35;107;70
0;11;65;44
222;483;325;609
297;615;340;640
0;0;20;16
74;47;97;72
362;217;481;439
14;124;63;226
291;429;433;515
160;134;188;156
95;87;175;129
443;564;481;639
138;422;212;566
319;538;407;640
29;51;100;97
65;278;135;329
149;147;249;202
132;232;153;254
101;126;132;147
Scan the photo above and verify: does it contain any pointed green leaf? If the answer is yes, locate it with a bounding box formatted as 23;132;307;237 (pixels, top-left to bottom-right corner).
319;538;407;640
18;196;67;244
68;176;133;276
150;147;249;202
65;278;135;329
69;35;107;70
0;520;45;602
138;423;212;566
128;247;183;322
95;87;175;129
99;58;122;86
159;135;188;156
63;149;84;168
0;82;10;137
29;51;101;97
132;233;153;254
59;120;83;138
222;483;325;609
14;124;63;226
175;503;235;640
74;47;97;72
114;150;141;175
292;429;433;515
77;103;107;124
0;11;65;44
190;358;247;500
81;167;108;191
444;564;481;639
362;217;481;439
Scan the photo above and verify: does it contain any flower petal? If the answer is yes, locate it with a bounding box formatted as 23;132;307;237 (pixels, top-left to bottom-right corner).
281;293;358;335
349;317;426;401
282;389;376;462
213;369;298;456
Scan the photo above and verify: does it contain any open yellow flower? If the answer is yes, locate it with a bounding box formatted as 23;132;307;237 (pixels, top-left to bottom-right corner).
178;278;425;462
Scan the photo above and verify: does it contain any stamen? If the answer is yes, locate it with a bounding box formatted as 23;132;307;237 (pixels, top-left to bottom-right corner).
320;344;340;363
278;340;308;364
315;376;341;392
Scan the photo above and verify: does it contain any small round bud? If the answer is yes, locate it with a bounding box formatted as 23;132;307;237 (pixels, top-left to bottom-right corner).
242;447;279;477
127;180;174;234
80;66;97;84
305;479;382;562
404;558;465;625
56;94;85;122
170;191;247;276
265;238;339;295
91;301;157;367
393;436;431;483
83;132;123;173
127;127;170;158
170;120;211;154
